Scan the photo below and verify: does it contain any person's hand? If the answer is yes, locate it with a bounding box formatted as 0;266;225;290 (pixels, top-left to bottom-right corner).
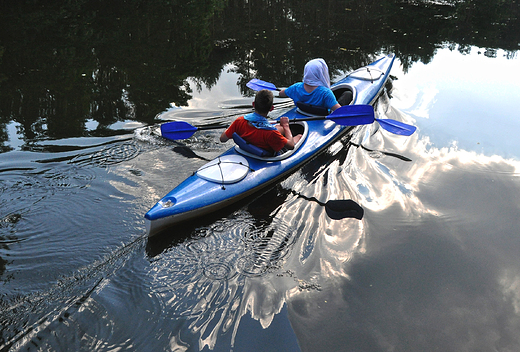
280;116;290;127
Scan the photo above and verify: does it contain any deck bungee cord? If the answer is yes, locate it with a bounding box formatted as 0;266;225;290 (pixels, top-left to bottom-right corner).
195;156;256;190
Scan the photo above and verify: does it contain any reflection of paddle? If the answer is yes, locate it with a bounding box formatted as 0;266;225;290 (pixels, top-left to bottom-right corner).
247;78;417;136
159;104;375;141
351;143;412;162
291;190;364;220
172;146;210;161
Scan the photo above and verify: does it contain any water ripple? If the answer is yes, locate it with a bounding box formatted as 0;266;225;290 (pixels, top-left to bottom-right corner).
202;261;236;281
145;209;304;349
0;237;145;351
71;141;143;167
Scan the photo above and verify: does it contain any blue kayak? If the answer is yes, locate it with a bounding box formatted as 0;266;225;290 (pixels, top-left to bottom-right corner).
145;54;396;237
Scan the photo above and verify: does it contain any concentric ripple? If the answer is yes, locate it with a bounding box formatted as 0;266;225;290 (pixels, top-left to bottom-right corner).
202;261;236;280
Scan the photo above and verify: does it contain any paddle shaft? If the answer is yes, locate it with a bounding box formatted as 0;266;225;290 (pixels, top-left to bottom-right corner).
160;104;375;140
168;116;410;133
194;125;228;131
162;117;334;135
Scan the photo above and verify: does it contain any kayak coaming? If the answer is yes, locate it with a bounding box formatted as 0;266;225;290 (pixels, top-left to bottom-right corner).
145;54;395;237
234;121;309;161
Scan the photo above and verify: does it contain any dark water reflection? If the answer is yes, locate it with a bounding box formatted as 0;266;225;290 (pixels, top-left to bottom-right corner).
1;0;519;145
1;0;520;351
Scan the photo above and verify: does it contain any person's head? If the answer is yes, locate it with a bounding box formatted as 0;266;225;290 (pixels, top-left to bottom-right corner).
253;89;274;115
303;58;330;88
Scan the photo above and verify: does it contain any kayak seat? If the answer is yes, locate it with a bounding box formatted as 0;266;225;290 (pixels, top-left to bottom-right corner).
332;83;357;107
232;132;275;157
234;121;308;161
336;90;353;106
296;102;329;116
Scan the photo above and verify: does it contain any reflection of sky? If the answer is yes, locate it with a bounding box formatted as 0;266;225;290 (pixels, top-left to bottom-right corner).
159;65;254;126
186;65;249;110
6;121;24;150
391;47;520;159
286;108;520;352
273;51;520;349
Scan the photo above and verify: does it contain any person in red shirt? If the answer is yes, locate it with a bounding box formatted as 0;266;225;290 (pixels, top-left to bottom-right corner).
220;90;301;153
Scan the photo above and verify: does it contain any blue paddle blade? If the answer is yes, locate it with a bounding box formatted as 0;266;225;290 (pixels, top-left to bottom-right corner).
246;79;279;91
327;104;375;126
376;118;417;136
160;121;198;140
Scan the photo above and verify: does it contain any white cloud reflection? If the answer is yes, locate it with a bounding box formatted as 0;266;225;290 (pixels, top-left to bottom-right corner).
283;48;520;350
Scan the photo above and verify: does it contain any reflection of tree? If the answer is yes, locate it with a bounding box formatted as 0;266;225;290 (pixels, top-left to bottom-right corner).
0;0;518;143
0;0;226;142
214;0;518;80
448;0;519;52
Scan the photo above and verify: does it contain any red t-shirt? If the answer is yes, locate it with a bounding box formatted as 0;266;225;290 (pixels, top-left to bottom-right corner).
224;116;288;152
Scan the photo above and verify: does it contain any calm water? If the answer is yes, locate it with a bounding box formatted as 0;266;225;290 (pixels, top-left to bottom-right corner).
1;1;520;351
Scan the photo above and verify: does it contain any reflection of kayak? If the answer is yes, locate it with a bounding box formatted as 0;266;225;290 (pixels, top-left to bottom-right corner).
145;54;396;237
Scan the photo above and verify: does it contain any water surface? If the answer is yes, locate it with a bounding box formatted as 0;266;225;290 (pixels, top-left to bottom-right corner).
1;1;520;351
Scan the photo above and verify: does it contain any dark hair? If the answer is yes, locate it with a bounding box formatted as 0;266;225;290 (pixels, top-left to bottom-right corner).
254;89;274;115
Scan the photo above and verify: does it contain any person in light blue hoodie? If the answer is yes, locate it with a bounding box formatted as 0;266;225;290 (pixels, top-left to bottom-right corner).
279;58;341;112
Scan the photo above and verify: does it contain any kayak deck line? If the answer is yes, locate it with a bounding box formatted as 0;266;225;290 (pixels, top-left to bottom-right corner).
196;155;254;189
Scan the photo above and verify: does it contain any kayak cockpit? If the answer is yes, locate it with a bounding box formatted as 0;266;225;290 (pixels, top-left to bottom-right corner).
333;83;357;106
295;83;357;117
235;84;355;162
234;121;308;161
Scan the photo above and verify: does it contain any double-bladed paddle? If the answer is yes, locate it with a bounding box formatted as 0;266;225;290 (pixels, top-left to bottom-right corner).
246;78;417;136
159;104;375;141
246;78;281;91
375;118;416;136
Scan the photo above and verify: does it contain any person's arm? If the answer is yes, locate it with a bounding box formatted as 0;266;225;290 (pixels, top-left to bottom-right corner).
220;131;230;142
221;119;239;142
278;88;287;98
330;103;341;111
279;116;295;150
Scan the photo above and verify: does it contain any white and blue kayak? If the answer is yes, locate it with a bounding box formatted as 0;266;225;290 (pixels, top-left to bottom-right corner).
145;54;401;237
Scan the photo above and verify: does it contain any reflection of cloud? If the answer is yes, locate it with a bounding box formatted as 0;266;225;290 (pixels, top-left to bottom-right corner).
285;108;520;350
289;227;520;351
500;270;520;314
393;82;438;120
